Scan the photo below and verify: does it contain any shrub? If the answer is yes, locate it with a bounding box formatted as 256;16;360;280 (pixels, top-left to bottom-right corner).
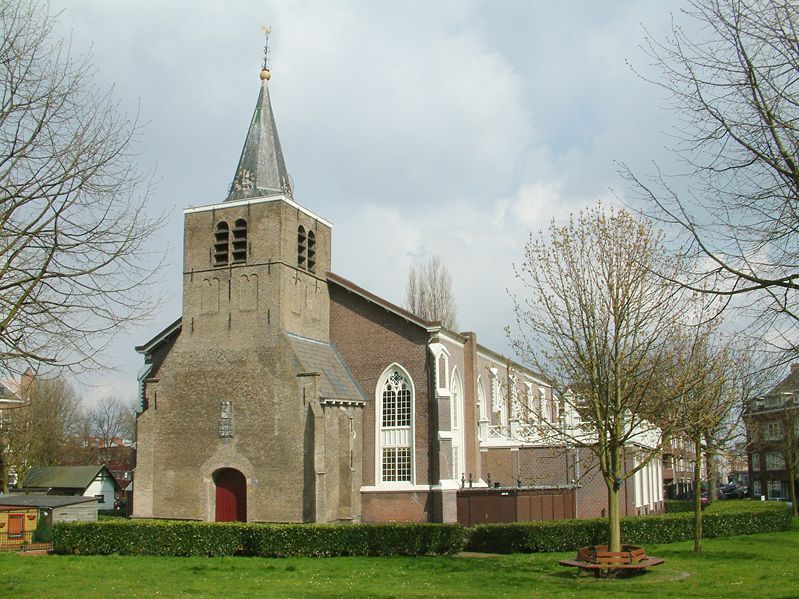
467;503;791;553
53;520;466;557
53;520;242;557
32;510;52;543
664;499;696;513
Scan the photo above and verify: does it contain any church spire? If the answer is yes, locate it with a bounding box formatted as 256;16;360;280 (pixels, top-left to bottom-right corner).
227;26;292;201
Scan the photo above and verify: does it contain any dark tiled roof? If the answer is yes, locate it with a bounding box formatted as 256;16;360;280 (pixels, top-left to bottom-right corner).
327;272;440;330
0;381;15;398
21;465;117;491
766;366;799;396
0;494;98;509
286;333;366;403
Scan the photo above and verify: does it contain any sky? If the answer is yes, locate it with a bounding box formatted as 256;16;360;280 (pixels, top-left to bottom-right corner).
49;0;690;405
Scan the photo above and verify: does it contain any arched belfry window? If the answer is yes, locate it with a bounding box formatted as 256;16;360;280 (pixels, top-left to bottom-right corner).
297;225;307;269
307;230;316;273
213;221;229;266
232;219;248;263
377;366;414;484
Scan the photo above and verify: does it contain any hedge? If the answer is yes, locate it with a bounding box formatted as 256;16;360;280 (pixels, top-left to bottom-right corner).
53;503;791;558
664;499;698;513
52;520;466;557
466;503;792;553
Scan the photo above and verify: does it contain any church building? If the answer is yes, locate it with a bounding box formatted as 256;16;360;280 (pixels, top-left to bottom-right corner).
133;57;663;524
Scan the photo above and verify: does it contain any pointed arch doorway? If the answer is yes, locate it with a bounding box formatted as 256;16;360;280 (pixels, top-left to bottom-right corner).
214;468;247;522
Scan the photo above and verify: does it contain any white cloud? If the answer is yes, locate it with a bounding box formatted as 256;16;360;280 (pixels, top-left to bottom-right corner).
41;0;687;397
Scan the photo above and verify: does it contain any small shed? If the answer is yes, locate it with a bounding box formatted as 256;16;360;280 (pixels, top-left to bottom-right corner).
0;494;98;550
17;465;119;507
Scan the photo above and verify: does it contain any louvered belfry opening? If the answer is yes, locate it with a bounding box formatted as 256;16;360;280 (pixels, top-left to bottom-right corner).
307;230;316;273
297;225;307;268
213;221;230;266
232;218;248;263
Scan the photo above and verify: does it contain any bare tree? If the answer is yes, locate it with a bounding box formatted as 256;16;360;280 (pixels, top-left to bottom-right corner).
510;204;688;553
1;373;81;491
0;0;162;378
88;396;135;466
405;255;458;329
664;322;755;554
625;0;799;350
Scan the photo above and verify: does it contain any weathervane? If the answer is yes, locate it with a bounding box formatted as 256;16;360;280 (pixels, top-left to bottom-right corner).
261;25;272;71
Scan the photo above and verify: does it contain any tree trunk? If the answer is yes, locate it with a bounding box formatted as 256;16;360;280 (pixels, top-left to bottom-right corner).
693;435;703;554
786;436;799;518
607;481;622;552
705;445;716;506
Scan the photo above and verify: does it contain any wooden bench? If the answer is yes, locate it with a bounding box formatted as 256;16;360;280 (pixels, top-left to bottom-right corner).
559;545;664;577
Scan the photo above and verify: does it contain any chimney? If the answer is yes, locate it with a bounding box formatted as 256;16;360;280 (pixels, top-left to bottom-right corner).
791;363;799;375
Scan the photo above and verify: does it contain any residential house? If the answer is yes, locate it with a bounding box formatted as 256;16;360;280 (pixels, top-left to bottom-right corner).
17;465;119;508
744;364;799;500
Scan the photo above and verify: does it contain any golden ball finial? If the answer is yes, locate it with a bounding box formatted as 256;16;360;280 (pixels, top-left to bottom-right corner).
260;68;271;81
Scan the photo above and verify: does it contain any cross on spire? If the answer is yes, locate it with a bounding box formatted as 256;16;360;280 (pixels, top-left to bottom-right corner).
260;25;271;71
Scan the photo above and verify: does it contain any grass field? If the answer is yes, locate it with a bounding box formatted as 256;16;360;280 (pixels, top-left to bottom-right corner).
1;519;797;598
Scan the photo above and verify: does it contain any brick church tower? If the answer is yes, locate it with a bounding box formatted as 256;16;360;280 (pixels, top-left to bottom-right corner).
133;55;364;523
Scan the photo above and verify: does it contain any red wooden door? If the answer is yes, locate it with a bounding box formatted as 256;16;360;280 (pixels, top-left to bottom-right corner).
214;468;247;522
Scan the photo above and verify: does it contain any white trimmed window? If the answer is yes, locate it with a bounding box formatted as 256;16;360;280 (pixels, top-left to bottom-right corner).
765;421;782;441
539;388;548;422
437;351;449;392
524;382;533;422
753;479;761;496
768;480;785;499
766;451;785;470
378;367;414;484
490;368;500;413
752;453;760;471
510;376;520;420
451;369;465;480
477;377;487;421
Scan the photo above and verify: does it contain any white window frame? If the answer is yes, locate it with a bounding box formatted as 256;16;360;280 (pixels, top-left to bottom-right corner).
766;451;785;471
477;376;487;421
539;387;548;422
524;381;534;422
375;364;416;487
489;367;500;414
450;368;465;481
510;375;520;421
435;347;450;394
768;480;784;499
765;420;783;441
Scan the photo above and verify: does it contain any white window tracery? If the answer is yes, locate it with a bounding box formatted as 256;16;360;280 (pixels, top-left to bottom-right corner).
377;366;414;484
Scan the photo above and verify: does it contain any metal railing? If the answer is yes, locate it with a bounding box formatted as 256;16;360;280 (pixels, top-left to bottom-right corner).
0;530;52;552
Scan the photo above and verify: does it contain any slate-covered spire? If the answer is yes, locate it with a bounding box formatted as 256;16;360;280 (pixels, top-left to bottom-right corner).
227;36;292;201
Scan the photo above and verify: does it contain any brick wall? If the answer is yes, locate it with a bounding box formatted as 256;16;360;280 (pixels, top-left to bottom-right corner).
134;197;353;523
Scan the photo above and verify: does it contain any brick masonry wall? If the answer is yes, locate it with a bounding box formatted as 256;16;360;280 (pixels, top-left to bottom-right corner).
328;281;436;522
361;491;432;523
134;198;350;523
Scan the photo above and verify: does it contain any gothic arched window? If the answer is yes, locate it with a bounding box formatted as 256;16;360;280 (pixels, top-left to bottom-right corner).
213;221;229;266
451;369;464;481
297;225;307;269
377;366;414;484
232;219;248;263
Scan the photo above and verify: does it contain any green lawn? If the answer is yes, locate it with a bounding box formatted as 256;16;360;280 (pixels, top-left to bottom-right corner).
2;521;798;598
